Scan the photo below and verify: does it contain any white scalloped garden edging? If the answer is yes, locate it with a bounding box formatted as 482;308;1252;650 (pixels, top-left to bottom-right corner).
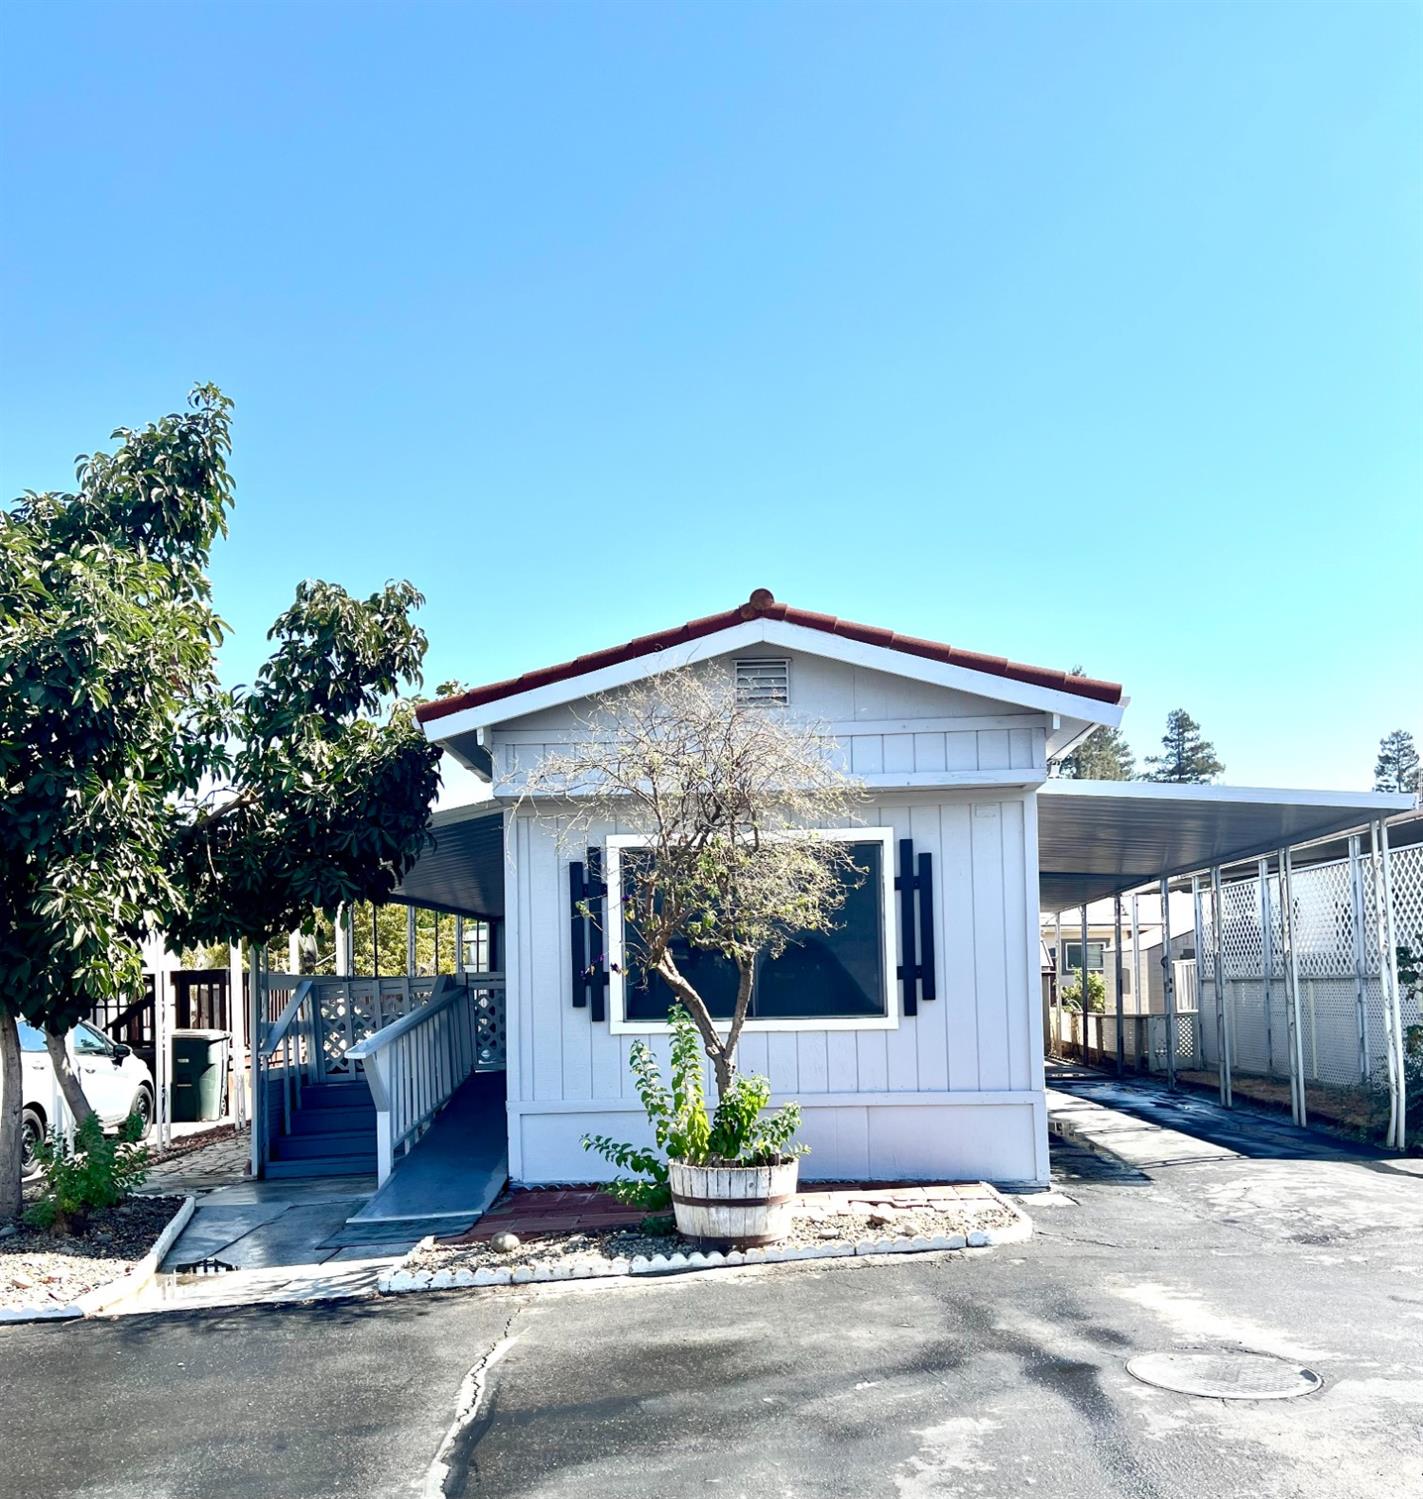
0;1193;198;1325
378;1189;1032;1296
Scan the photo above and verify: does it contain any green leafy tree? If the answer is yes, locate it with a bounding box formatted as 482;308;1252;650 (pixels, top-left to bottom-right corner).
0;388;441;1221
1143;709;1224;784
0;388;234;1216
166;577;440;952
1374;730;1419;794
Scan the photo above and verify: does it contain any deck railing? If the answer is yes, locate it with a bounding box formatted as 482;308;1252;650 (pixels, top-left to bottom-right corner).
256;978;318;1165
346;973;506;1186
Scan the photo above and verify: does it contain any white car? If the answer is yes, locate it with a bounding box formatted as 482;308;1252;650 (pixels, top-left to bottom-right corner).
19;1020;155;1178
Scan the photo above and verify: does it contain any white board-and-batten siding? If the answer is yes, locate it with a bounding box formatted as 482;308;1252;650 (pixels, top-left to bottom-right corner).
502;791;1048;1187
493;649;1048;791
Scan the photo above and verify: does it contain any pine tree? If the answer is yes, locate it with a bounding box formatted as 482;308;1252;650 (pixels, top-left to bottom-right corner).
1374;729;1420;794
1058;726;1135;780
1143;709;1224;783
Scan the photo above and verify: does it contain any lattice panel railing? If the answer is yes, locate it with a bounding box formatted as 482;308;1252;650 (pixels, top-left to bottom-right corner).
1220;879;1264;979
472;982;507;1071
1190;841;1422;1089
1292;859;1354;980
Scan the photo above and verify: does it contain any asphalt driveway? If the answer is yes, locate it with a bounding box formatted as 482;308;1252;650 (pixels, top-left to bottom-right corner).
2;1085;1420;1499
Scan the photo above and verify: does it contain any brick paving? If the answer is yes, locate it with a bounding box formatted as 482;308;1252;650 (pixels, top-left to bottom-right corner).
446;1180;994;1243
142;1130;251;1193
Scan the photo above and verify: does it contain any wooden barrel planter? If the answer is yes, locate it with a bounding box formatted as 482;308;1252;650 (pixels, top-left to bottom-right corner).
668;1158;800;1247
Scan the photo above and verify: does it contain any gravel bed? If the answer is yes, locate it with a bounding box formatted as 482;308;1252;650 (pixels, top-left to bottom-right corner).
410;1198;1019;1276
0;1195;185;1310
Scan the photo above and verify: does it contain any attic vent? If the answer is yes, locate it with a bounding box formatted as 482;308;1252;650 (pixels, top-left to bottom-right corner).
735;658;789;706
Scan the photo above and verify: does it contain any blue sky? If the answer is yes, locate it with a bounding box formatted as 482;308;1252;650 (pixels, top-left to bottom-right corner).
2;1;1418;790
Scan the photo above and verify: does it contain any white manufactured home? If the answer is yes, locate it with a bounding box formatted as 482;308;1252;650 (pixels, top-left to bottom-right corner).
249;591;1414;1214
428;591;1125;1188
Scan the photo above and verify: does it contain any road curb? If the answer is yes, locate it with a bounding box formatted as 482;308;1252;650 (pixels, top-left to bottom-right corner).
379;1185;1033;1296
0;1194;197;1326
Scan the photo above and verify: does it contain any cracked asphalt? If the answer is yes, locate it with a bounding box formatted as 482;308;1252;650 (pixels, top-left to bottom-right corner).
2;1083;1420;1499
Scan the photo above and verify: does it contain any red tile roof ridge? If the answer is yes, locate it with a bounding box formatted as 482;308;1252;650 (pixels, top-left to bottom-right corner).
417;589;1123;724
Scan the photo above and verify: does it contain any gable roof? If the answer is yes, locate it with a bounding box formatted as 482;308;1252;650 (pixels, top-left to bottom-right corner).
417;588;1124;726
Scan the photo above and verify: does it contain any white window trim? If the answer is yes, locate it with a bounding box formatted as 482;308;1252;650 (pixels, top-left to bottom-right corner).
604;825;901;1035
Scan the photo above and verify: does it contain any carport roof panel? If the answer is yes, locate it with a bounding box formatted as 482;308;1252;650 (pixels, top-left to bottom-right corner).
1038;780;1415;911
395;803;505;918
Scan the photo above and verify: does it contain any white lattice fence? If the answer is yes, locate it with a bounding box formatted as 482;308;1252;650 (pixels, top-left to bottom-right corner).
1195;842;1422;1091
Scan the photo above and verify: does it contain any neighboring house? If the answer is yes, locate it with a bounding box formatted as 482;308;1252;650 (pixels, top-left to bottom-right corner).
1041;918;1189;1016
247;590;1413;1196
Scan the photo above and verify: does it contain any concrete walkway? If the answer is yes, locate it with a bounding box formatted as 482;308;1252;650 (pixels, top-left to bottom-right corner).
1046;1068;1403;1169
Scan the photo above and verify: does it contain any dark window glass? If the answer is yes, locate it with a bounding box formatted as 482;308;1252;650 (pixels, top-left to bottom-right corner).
1064;941;1105;973
619;841;886;1023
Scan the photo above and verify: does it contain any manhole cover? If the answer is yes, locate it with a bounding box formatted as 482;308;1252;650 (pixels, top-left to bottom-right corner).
1127;1351;1321;1400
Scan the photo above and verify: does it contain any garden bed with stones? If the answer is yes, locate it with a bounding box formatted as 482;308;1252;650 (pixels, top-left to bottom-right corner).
382;1184;1030;1293
1;1194;190;1319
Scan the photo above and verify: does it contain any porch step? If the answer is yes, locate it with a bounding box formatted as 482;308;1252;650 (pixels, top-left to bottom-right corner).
272;1128;376;1161
265;1155;378;1179
262;1072;378;1180
289;1104;376;1135
298;1081;374;1109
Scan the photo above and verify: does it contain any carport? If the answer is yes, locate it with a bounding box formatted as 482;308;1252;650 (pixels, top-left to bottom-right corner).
1037;781;1417;1148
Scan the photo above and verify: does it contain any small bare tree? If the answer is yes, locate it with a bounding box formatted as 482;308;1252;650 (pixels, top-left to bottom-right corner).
519;665;866;1094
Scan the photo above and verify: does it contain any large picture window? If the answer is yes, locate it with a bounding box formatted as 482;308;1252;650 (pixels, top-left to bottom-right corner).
606;829;898;1033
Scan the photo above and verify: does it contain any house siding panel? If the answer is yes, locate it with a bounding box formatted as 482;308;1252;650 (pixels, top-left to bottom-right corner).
504;787;1042;1183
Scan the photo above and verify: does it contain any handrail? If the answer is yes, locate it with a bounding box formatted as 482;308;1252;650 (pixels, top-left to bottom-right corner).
347;974;507;1186
345;973;465;1063
260;978;315;1060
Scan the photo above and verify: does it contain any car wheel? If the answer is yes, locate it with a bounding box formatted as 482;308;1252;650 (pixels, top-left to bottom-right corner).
20;1107;45;1179
130;1086;154;1141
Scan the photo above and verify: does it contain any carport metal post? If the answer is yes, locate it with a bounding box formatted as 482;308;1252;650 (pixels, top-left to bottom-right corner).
1080;905;1090;1065
228;941;247;1130
1258;858;1275;1078
1279;846;1307;1128
1160;877;1177;1088
249;942;265;1178
1373;819;1407;1151
1053;911;1063;1057
1131;892;1143;1061
1211;866;1232;1107
154;965;171;1151
1191;874;1206;1074
1348;835;1370;1084
1113;895;1125;1076
334;905;350;975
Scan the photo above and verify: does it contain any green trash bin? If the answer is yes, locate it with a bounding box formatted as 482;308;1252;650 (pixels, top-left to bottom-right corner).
171;1029;231;1122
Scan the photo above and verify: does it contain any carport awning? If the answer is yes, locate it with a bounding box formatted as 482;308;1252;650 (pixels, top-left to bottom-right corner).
395;803;506;919
1038;781;1415;911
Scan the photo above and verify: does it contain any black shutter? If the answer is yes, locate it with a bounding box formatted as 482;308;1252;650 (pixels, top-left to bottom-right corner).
569;859;588;1008
569;848;609;1021
895;838;936;1014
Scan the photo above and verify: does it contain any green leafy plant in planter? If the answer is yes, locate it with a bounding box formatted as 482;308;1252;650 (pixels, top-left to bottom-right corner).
24;1112;151;1234
584;1007;807;1214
